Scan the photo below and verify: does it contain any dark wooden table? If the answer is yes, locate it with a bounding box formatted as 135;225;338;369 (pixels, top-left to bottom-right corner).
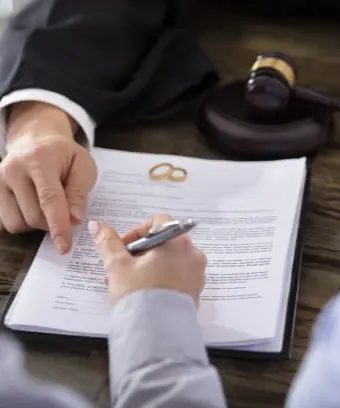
2;5;340;408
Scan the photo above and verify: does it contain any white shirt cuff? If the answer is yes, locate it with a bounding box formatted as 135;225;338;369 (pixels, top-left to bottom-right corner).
0;89;96;157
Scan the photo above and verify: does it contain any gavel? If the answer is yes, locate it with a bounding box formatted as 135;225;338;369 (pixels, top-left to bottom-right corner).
245;51;340;118
197;51;336;159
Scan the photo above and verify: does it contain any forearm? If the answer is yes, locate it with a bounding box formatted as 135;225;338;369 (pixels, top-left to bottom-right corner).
108;289;227;408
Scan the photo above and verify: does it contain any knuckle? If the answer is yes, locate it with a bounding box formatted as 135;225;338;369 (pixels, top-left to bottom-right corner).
6;220;27;234
96;227;115;245
27;144;45;159
67;188;86;205
26;143;63;173
49;224;63;239
25;211;43;229
178;234;193;248
6;225;19;234
38;187;60;207
1;157;20;179
24;145;47;168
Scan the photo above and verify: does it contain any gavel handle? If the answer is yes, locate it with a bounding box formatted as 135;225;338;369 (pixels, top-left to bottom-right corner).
294;84;340;111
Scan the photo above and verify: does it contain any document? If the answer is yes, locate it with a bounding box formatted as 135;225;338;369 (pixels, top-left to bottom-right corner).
5;148;306;349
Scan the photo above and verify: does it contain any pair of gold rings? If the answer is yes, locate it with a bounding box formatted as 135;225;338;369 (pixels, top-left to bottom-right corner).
149;162;187;182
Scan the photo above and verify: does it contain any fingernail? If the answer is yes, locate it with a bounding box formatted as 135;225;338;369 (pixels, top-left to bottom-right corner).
54;236;68;254
71;206;83;223
88;220;101;238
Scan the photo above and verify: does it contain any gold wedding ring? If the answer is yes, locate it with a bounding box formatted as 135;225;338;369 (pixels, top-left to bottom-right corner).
149;162;188;182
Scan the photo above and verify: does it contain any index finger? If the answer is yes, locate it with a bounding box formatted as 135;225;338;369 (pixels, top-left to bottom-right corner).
32;171;72;254
122;214;172;244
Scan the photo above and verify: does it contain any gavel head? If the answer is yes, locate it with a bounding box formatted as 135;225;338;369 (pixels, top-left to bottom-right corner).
245;51;298;117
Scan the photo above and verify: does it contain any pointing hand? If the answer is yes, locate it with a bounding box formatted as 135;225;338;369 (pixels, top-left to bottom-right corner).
0;102;97;254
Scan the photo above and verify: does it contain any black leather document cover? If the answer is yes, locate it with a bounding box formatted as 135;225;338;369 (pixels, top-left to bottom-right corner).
0;162;310;360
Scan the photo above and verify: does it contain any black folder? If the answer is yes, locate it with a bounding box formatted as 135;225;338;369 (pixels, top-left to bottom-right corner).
0;161;310;361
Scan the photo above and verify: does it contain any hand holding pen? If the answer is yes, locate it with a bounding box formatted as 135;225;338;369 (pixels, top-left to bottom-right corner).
88;215;206;306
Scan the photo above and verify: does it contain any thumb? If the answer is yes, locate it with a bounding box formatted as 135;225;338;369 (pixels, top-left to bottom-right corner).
65;150;97;224
88;221;128;264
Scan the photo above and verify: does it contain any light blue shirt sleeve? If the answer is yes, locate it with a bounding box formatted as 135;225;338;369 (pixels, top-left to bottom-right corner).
108;289;227;408
285;293;340;408
2;290;340;407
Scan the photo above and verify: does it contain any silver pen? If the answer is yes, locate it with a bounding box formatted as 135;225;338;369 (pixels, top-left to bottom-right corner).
126;218;197;255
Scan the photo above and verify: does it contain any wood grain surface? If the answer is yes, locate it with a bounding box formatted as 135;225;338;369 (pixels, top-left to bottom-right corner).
2;4;340;407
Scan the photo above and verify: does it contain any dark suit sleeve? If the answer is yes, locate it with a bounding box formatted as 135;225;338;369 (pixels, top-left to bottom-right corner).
0;0;217;126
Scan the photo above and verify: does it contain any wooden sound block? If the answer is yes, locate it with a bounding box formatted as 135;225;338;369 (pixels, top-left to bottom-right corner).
196;80;333;160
